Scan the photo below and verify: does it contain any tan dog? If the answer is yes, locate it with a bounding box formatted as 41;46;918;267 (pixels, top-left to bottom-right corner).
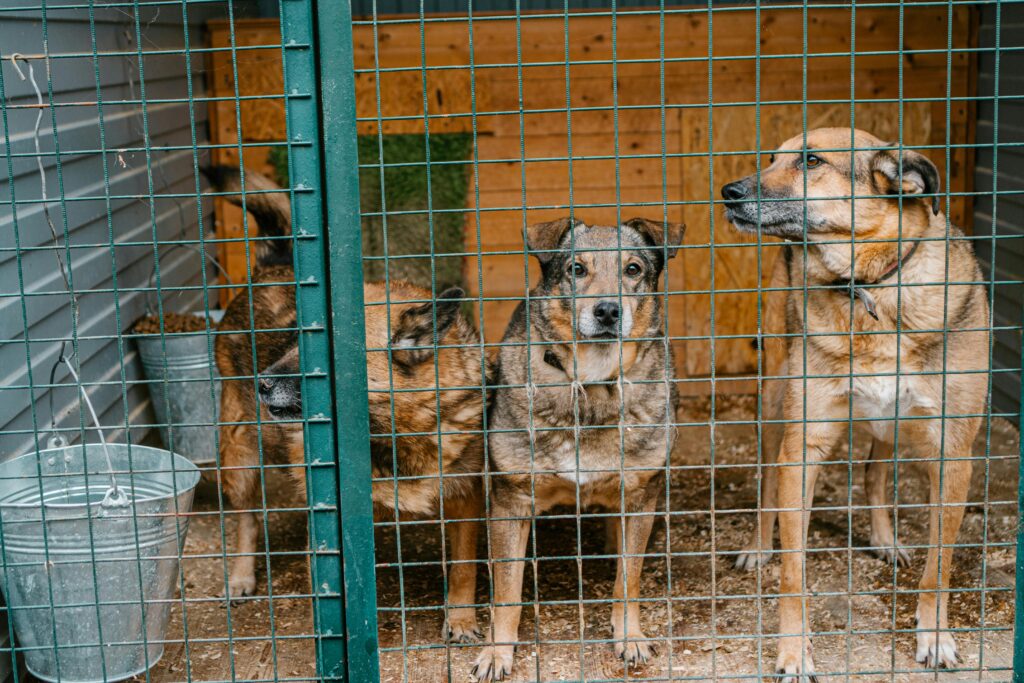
208;167;487;642
722;128;989;680
472;217;683;681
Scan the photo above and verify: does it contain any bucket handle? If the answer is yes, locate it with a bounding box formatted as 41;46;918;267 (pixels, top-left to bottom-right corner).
57;357;128;508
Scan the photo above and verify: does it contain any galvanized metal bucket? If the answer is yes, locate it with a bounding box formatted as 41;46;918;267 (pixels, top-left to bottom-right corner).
0;443;200;683
136;312;223;465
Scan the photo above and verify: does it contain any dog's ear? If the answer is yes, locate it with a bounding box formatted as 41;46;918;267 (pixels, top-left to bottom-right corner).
623;217;686;259
871;146;941;215
527;217;577;265
390;287;464;368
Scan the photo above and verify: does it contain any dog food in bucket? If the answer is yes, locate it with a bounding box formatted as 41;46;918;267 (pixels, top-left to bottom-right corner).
133;312;214;335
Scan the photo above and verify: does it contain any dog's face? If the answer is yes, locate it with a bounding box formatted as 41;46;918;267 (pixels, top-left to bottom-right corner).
721;127;940;240
528;217;684;340
258;286;473;428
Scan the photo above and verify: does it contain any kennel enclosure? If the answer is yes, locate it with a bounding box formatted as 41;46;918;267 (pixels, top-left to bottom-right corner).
0;0;1021;682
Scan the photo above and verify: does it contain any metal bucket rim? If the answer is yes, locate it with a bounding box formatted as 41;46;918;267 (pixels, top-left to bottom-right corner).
0;445;200;510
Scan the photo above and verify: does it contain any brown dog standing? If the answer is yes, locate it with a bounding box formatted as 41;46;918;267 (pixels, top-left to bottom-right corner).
722;128;989;679
472;217;683;681
209;167;488;642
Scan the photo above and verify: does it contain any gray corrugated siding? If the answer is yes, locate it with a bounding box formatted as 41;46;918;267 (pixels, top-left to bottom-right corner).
973;2;1024;417
0;3;216;461
0;2;217;678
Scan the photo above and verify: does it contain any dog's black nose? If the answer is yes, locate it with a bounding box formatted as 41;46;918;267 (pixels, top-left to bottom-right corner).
721;182;748;201
258;377;275;395
593;301;620;327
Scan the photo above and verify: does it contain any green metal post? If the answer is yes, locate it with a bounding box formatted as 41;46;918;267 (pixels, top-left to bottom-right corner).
281;2;347;680
1014;297;1024;680
315;1;382;681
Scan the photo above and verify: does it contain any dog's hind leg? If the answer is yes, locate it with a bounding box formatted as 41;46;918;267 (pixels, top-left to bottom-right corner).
865;439;911;567
611;493;658;666
219;384;262;599
604;516;619;555
442;490;483;643
736;419;783;571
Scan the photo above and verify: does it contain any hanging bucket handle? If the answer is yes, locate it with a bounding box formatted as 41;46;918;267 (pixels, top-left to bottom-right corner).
51;355;128;508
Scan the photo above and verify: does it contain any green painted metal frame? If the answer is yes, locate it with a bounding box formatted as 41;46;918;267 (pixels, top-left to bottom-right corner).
281;1;350;680
314;1;382;682
1016;335;1024;681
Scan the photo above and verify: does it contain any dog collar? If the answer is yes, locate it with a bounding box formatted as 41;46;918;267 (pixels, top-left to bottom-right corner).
830;241;920;321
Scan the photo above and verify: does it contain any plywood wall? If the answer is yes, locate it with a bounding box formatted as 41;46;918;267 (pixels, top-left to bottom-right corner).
209;5;976;390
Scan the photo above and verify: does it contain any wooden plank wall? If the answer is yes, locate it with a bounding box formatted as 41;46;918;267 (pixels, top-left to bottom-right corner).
209;6;975;390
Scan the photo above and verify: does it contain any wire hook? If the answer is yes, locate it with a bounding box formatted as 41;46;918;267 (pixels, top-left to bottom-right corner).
9;53;27;81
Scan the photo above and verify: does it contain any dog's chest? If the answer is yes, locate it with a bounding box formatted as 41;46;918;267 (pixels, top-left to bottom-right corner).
542;429;663;508
850;370;932;442
538;396;668;489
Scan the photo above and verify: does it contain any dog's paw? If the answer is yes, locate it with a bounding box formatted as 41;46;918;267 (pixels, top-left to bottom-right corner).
869;533;911;568
442;610;482;643
614;635;657;667
870;543;911;568
734;548;772;571
775;640;817;683
471;646;514;682
915;628;960;669
223;572;257;601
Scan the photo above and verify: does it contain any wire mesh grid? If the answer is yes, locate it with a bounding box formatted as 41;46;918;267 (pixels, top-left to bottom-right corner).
0;1;1019;683
339;1;1022;682
0;1;340;682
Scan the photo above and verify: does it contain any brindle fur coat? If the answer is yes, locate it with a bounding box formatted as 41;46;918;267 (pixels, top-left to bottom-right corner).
208;167;488;642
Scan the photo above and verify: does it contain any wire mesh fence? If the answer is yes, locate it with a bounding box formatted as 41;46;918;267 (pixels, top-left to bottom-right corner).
0;1;1020;683
342;1;1022;682
0;1;339;681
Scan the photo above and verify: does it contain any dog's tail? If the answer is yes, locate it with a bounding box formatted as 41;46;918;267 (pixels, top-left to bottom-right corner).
202;165;292;267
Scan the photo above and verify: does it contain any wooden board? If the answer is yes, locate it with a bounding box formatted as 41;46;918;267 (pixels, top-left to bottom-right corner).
207;6;977;387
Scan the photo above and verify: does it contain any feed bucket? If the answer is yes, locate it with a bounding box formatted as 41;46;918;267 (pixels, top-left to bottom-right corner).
0;444;200;682
135;311;223;464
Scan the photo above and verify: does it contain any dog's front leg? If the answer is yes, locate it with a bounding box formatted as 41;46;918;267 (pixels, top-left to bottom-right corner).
913;414;973;669
218;391;262;600
610;493;657;666
775;408;843;683
442;490;483;643
472;497;530;682
229;509;260;597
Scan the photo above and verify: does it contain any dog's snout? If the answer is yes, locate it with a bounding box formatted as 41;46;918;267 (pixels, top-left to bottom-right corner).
721;181;749;202
258;372;302;420
593;301;620;327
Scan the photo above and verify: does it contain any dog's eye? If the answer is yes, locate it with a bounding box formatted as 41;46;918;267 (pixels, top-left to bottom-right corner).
768;154;776;165
803;154;823;169
624;263;643;277
570;262;587;278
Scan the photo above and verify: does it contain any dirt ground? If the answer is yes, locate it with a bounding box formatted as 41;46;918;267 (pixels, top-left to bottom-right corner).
374;396;1019;683
142;395;1018;682
147;476;317;683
